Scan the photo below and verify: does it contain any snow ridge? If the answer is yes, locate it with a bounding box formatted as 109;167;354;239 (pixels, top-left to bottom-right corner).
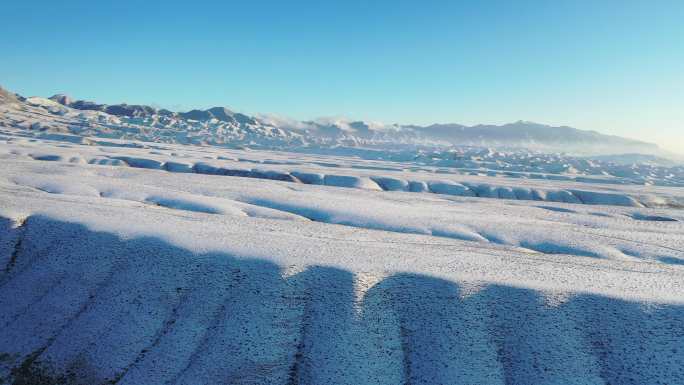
1;215;682;384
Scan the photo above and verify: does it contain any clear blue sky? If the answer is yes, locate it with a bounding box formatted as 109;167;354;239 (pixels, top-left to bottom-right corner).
2;0;682;153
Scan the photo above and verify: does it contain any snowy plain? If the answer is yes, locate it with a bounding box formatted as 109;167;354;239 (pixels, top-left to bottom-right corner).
0;128;684;384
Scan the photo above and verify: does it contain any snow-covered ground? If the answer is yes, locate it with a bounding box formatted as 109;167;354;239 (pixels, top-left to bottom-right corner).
1;129;684;384
2;86;684;188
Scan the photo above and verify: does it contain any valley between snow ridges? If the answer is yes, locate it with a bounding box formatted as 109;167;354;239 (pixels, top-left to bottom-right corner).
1;132;684;384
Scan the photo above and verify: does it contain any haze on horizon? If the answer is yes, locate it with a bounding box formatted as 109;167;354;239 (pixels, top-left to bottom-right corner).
1;0;682;154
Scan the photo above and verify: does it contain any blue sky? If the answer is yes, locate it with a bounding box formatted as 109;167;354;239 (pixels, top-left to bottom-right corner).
2;0;682;153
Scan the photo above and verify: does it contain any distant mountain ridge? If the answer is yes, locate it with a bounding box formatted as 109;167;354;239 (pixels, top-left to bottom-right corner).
0;85;663;155
411;121;657;150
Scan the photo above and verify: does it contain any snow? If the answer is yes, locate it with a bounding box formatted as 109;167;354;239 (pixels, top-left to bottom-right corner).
3;91;684;187
0;129;683;384
323;174;383;190
427;180;476;196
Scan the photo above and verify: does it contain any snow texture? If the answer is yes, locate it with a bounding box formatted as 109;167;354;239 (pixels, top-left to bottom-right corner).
0;128;683;384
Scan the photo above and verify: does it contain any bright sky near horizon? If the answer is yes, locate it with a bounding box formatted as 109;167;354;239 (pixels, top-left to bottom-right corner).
1;0;682;153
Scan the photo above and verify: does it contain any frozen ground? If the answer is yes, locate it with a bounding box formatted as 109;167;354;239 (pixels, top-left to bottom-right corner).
1;130;684;384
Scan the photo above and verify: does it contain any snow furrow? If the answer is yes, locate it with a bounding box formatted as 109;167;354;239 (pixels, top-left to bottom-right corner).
20;149;679;208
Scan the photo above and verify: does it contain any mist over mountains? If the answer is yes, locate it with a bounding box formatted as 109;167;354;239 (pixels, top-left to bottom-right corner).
0;86;664;156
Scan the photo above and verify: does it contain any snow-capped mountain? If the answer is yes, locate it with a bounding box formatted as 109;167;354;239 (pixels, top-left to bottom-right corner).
0;85;664;155
407;121;661;154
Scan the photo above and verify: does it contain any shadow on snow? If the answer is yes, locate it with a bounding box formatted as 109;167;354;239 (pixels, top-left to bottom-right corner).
0;215;682;384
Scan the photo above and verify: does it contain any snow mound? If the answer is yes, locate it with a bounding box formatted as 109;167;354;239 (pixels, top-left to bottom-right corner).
323;174;382;190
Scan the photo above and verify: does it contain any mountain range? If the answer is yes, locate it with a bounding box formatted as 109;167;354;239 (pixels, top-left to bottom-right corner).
0;85;663;155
